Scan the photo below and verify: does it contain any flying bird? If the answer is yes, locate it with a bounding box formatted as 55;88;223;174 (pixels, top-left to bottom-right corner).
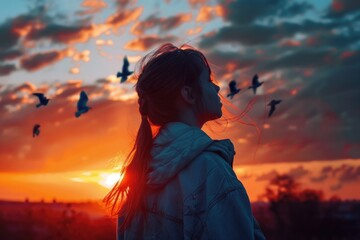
267;99;282;117
32;93;50;108
33;124;40;138
75;91;92;118
248;74;264;94
227;80;241;99
117;56;133;83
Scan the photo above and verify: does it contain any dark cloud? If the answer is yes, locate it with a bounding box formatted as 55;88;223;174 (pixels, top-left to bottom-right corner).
0;22;21;50
325;0;360;19
256;170;279;181
338;165;360;182
199;24;276;48
219;0;287;25
0;12;49;50
20;50;67;71
0;49;24;61
311;164;360;188
288;166;309;179
26;24;94;44
199;19;348;48
263;49;338;70
0;64;17;76
278;2;313;17
131;13;192;35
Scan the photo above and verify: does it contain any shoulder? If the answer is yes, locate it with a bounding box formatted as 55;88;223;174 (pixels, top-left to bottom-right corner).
178;149;243;198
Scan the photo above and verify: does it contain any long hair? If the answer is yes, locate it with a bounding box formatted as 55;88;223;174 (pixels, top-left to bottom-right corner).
103;43;213;232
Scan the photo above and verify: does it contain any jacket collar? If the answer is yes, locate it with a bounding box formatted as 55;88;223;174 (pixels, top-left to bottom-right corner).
147;122;235;188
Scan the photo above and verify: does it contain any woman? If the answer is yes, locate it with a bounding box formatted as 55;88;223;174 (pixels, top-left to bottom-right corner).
104;43;265;240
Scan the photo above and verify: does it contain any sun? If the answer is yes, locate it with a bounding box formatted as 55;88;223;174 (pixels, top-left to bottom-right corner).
98;172;122;189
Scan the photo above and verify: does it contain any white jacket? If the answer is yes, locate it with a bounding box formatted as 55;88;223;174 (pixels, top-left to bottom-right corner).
118;122;265;240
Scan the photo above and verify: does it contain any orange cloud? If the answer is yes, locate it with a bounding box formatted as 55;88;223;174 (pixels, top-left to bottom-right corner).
106;7;143;32
11;15;45;37
78;0;107;15
20;49;68;71
70;67;80;74
125;35;177;51
196;5;220;22
72;49;91;62
187;27;203;35
280;39;301;47
26;24;98;45
95;39;113;46
131;13;192;36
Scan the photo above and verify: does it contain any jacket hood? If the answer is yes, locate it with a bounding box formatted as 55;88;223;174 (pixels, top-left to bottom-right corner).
147;122;235;189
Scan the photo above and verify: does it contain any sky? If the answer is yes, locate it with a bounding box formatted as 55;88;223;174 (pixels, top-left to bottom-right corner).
0;0;359;202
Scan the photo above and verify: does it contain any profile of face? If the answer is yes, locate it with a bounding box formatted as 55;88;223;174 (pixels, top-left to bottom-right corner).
197;66;222;122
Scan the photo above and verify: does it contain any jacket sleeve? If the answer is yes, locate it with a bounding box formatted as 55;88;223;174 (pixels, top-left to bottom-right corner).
204;185;257;239
193;152;266;240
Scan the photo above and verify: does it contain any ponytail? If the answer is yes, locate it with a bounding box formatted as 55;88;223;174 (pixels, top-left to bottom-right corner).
103;110;153;232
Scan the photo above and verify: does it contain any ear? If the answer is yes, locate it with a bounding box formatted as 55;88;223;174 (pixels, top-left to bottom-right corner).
180;86;196;104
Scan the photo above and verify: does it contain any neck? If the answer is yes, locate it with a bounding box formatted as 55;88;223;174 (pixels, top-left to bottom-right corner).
175;108;204;128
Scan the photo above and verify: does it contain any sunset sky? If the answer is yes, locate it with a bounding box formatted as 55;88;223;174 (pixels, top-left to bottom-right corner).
0;0;359;202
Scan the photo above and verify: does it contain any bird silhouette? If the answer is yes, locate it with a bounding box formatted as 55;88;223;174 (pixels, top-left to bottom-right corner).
117;56;133;83
227;80;241;99
32;93;50;108
75;91;92;118
33;124;40;137
267;99;282;117
248;74;264;94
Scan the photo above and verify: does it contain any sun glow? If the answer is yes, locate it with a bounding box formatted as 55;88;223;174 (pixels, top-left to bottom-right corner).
98;172;122;189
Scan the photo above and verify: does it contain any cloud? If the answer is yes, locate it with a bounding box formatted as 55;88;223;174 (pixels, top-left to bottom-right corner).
77;0;108;16
278;2;314;17
20;49;69;71
0;49;24;61
287;166;309;179
26;23;96;44
256;170;279;181
338;165;360;183
219;0;288;25
114;0;134;8
310;164;360;189
0;81;140;173
196;5;223;22
0;21;21;50
0;4;141;51
71;49;91;62
263;49;338;70
105;7;143;31
0;64;17;76
125;35;177;51
199;19;348;48
131;13;192;35
325;0;360;19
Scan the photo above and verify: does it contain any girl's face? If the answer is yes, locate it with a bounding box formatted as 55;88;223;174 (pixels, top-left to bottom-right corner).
197;66;222;123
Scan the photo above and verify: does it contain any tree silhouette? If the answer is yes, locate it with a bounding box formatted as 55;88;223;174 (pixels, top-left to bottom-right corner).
260;174;360;240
